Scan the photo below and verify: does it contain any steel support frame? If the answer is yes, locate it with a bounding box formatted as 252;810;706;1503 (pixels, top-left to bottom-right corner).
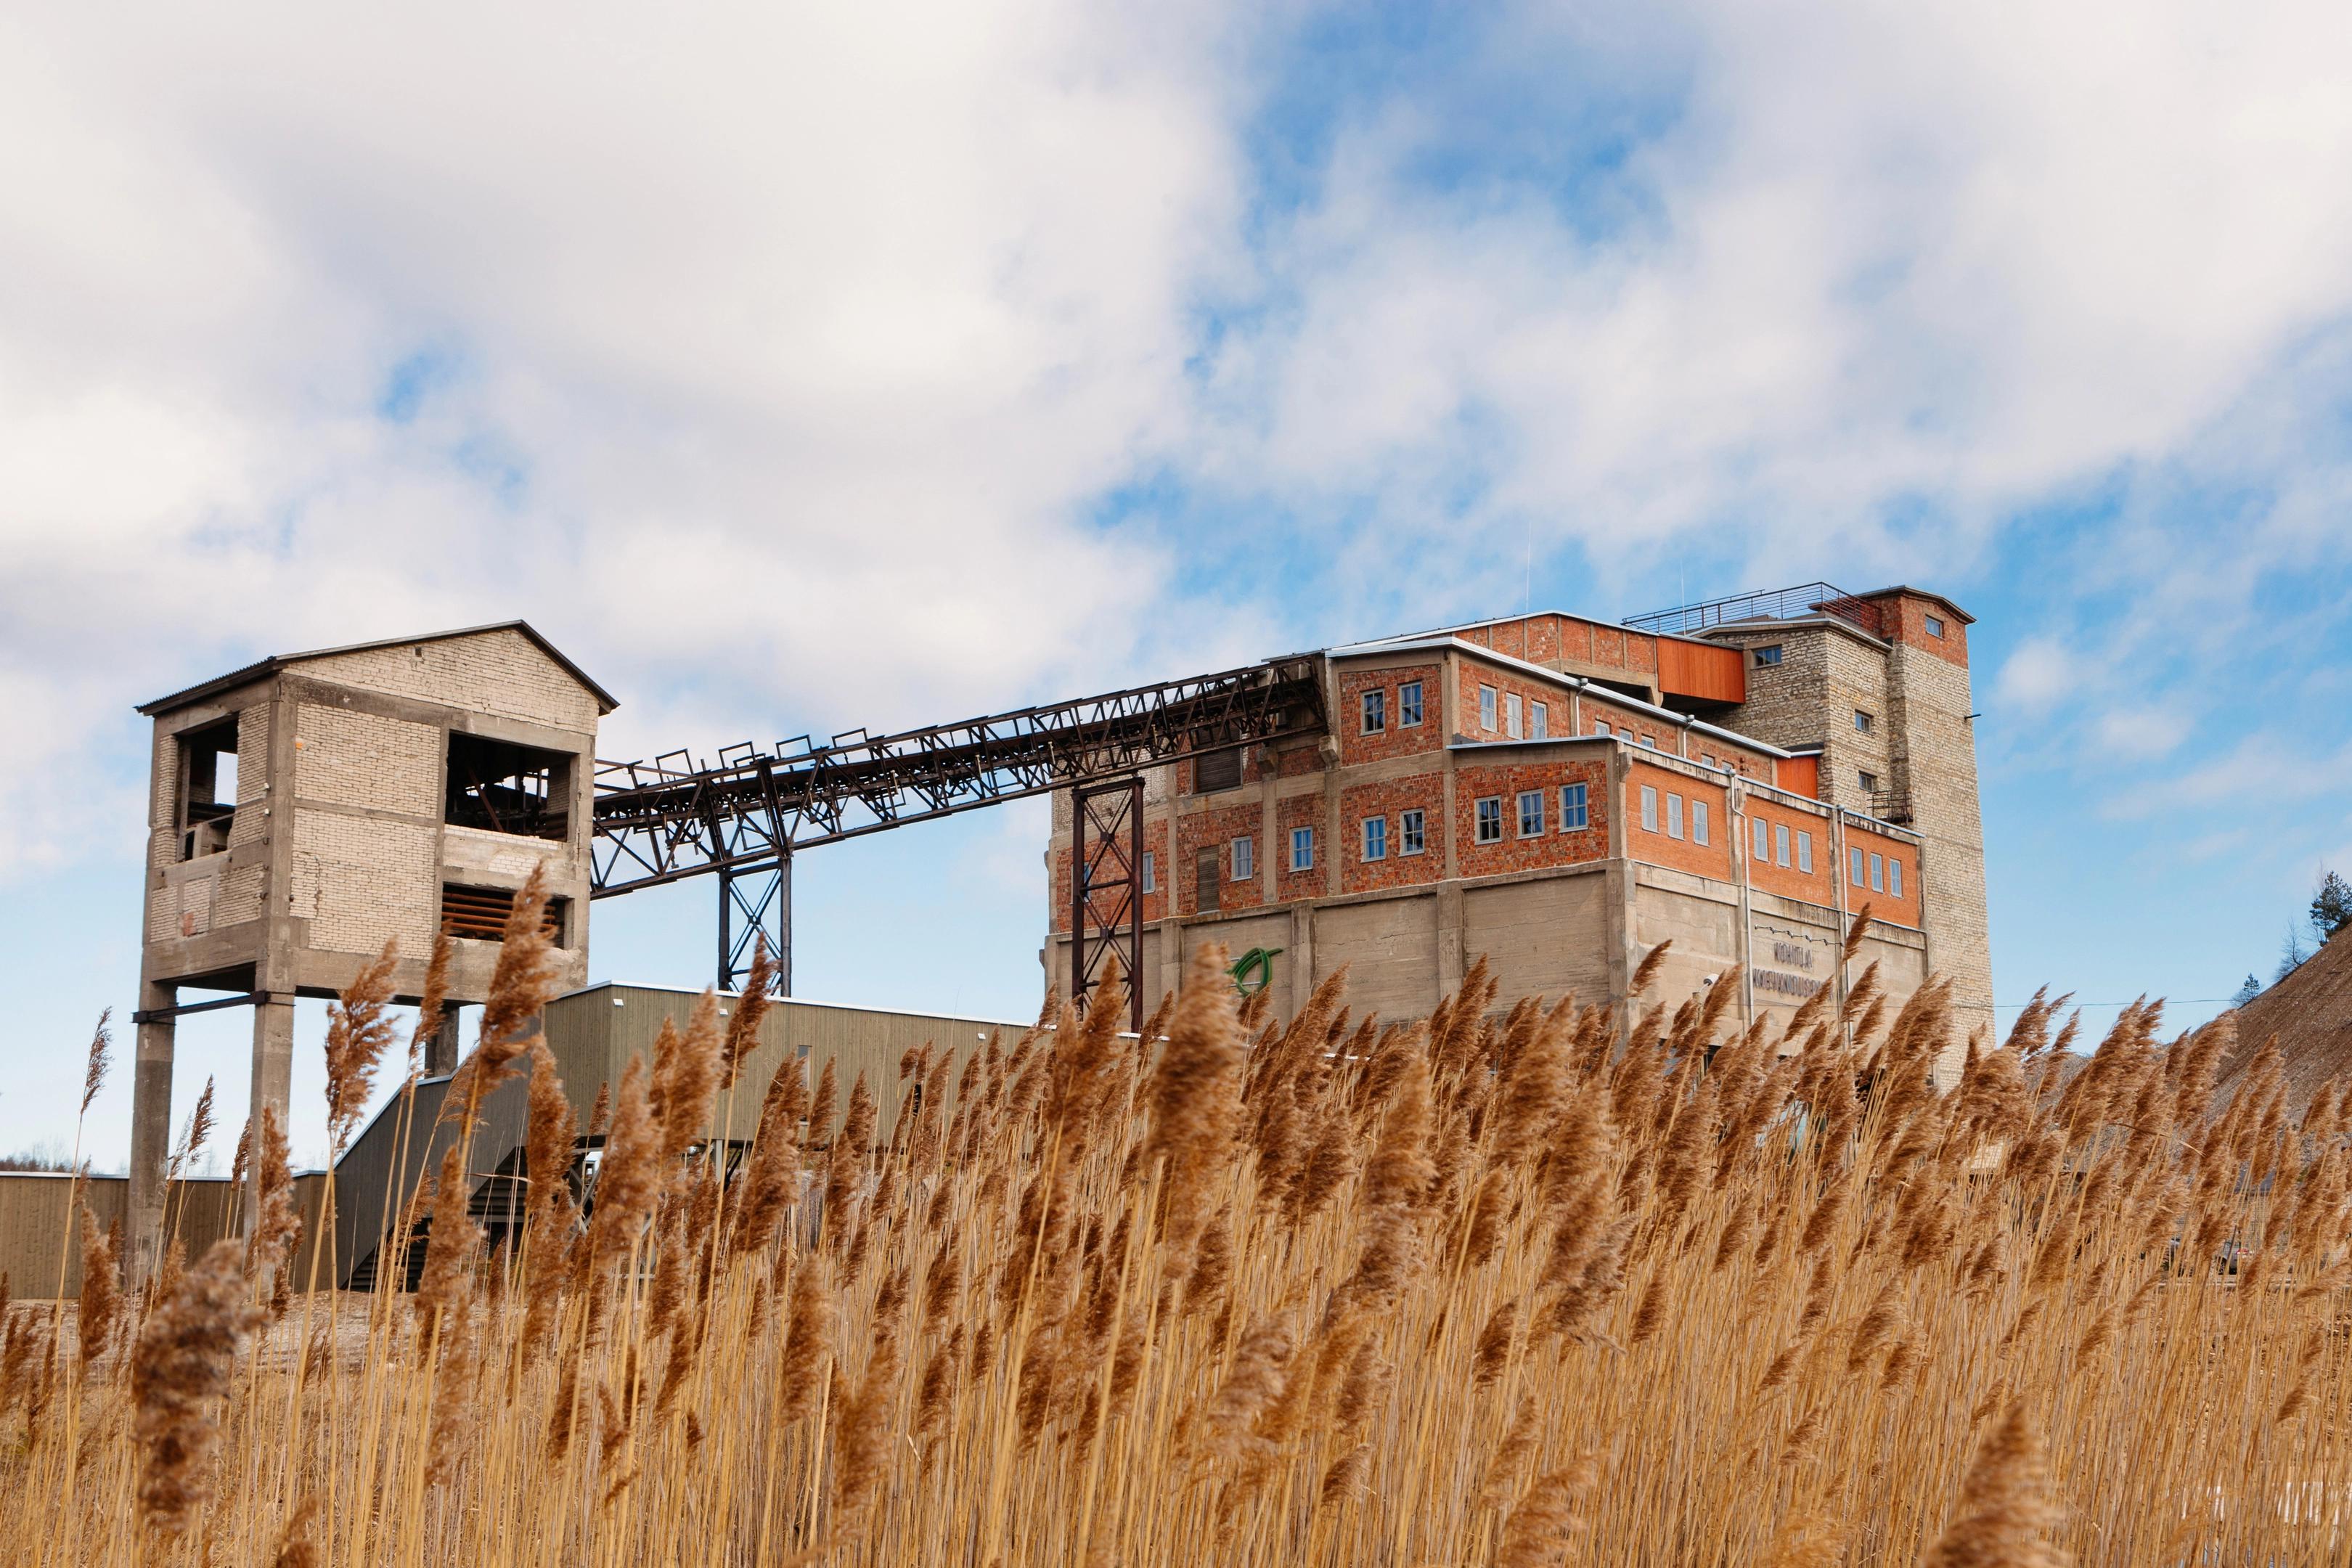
717;856;791;996
1070;776;1146;1034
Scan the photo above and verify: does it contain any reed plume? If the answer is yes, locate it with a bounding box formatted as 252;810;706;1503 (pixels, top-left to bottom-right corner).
130;1239;261;1533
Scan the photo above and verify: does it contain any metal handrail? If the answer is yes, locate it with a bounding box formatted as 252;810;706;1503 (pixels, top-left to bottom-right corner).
1626;581;1886;640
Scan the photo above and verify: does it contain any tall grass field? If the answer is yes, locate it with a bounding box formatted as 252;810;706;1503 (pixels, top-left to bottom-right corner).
1;878;2345;1564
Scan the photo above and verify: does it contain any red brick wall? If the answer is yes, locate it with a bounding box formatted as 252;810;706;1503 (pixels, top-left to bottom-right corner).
1048;817;1169;934
1459;614;1659;678
1276;745;1324;778
1336;661;1444;764
1842;822;1924;929
1868;592;1970;668
1175;801;1265;915
1624;761;1734;880
1579;696;1672;754
1741;801;1834;907
1275;793;1323;902
1456;660;1572;744
1339;772;1447;894
1453;758;1612;879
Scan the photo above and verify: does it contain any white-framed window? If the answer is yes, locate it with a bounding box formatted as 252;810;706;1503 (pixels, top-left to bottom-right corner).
1924;615;1945;639
1691;800;1710;846
1400;809;1426;855
1593;721;1612;738
1362;817;1387;862
1700;752;1715;769
1479;685;1498;731
1400;680;1424;727
1870;852;1884;892
1517;790;1544;837
1796;832;1813;873
1854;710;1873;733
1889;857;1903;897
1640;786;1659;833
1506;693;1523;738
1754;645;1784;667
1639;736;1657;750
1231;836;1253;881
1850;846;1866;886
1290;826;1314;873
1476;796;1504;844
1141;850;1156;893
1361;689;1386;734
1559;783;1588;831
1531;701;1548;738
1774;823;1790;867
1753;816;1770;860
1666;793;1684;840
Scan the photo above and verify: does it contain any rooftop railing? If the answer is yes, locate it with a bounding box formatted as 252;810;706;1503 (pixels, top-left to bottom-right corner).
1625;581;1887;640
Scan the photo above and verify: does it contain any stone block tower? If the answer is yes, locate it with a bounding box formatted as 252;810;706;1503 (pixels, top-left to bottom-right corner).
128;623;614;1277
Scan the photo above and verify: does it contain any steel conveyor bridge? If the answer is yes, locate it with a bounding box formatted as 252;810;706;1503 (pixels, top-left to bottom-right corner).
587;653;1328;1022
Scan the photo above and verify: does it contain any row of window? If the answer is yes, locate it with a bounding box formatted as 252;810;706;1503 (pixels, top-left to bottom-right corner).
1637;785;1712;846
1130;796;1900;898
1360;679;1426;735
1475;684;1553;740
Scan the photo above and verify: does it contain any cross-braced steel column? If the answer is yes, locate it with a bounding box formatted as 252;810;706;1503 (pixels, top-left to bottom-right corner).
1071;777;1146;1032
718;855;791;996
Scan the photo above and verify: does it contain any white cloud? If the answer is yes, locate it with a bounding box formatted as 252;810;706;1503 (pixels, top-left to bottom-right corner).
2094;706;2191;761
1993;639;2075;715
0;2;1257;875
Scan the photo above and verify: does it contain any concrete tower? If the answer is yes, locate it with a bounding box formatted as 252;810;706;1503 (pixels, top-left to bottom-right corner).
128;623;612;1278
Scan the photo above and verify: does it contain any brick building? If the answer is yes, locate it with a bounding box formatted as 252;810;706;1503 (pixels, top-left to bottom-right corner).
1044;584;1989;1076
128;623;613;1276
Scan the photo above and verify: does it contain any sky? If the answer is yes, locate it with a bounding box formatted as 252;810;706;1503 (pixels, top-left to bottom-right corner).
5;0;2352;1171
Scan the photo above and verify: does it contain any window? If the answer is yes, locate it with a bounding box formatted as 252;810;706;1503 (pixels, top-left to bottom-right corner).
1870;852;1884;892
442;883;568;944
1700;753;1714;769
1400;680;1424;727
1691;801;1710;846
1666;793;1683;839
1194;748;1241;793
1924;615;1945;639
1593;721;1612;738
174;716;240;861
1753;817;1770;860
1858;770;1879;795
1231;836;1254;881
446;731;573;842
1361;689;1387;734
1141;851;1156;893
1774;823;1790;867
1889;857;1903;897
1639;736;1657;750
1531;701;1548;739
1754;645;1784;667
1640;786;1659;833
1362;817;1387;861
1477;797;1505;844
1518;791;1545;837
1796;832;1813;873
1850;846;1866;886
1559;783;1588;831
1289;827;1314;873
1479;685;1498;731
1503;693;1521;738
1400;809;1426;855
1853;710;1873;734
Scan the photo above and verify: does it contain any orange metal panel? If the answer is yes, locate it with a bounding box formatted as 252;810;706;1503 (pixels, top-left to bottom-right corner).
1775;755;1820;799
1657;638;1745;704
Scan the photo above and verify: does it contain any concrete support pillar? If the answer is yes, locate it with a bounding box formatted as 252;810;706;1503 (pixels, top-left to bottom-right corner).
428;1007;463;1077
245;995;295;1230
126;982;176;1283
1435;883;1466;1006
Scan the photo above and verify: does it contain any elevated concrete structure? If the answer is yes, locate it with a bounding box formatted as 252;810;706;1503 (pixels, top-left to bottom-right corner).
127;623;613;1278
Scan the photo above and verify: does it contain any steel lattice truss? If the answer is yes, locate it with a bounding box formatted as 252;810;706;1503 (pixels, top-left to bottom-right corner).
588;653;1327;899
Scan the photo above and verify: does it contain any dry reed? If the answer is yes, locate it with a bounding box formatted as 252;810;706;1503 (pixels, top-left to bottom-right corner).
4;926;2349;1565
